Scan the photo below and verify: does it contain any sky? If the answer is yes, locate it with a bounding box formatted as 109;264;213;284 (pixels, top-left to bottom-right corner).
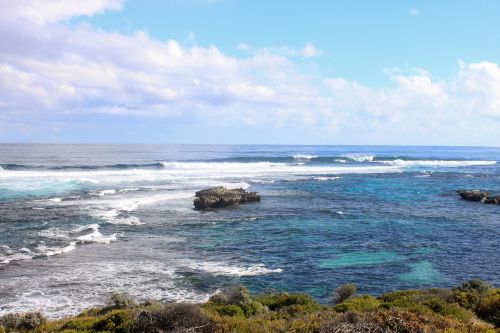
0;0;499;145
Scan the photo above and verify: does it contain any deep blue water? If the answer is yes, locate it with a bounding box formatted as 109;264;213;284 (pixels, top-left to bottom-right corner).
0;144;499;317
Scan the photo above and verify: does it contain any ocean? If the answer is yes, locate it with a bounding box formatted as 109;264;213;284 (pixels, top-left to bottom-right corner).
0;144;498;317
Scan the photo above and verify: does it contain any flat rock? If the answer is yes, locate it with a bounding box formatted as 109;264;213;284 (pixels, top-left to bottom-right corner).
194;186;260;210
457;190;489;202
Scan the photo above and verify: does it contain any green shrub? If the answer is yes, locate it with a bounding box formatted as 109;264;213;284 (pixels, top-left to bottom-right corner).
475;290;500;326
241;300;264;317
452;290;479;309
0;312;47;331
255;293;321;313
210;304;245;317
331;283;357;304
455;279;491;294
62;316;99;331
107;292;135;310
132;303;212;333
333;295;381;313
378;289;423;303
209;285;251;307
92;310;131;333
379;297;431;315
421;297;474;322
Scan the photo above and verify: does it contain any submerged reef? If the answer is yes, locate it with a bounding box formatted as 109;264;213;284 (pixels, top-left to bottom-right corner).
193;187;261;210
1;279;499;332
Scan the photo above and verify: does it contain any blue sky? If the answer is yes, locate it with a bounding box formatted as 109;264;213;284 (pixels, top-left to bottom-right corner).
0;0;499;145
85;0;500;84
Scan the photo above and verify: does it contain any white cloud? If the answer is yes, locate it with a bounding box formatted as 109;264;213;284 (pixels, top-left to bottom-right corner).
0;1;498;144
0;0;123;24
409;8;419;16
301;42;319;58
235;42;322;58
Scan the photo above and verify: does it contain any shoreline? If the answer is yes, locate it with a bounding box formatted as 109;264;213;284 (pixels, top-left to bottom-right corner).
1;280;498;332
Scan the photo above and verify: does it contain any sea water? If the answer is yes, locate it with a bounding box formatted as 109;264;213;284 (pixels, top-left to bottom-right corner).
0;144;498;317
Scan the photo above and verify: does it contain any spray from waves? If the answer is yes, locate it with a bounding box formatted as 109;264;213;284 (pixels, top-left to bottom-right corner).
184;261;283;276
376;159;497;167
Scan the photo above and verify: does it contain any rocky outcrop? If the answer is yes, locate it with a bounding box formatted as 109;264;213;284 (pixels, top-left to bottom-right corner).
194;187;261;210
457;190;489;202
457;190;499;205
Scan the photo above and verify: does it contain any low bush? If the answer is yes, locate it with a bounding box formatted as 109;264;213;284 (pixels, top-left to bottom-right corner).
331;283;356;305
455;279;492;294
131;302;212;333
0;312;47;331
107;292;136;310
333;295;381;313
476;290;500;326
255;292;321;313
93;310;132;333
209;285;251;307
207;304;245;317
378;289;423;303
421;297;474;322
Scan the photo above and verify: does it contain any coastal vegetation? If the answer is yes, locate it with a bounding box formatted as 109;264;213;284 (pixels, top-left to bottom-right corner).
1;279;498;333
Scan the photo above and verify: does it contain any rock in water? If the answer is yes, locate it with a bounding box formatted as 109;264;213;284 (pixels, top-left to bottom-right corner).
457;190;489;202
194;187;261;210
484;196;500;204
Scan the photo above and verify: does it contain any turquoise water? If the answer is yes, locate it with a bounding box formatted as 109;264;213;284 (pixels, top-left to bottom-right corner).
0;144;498;317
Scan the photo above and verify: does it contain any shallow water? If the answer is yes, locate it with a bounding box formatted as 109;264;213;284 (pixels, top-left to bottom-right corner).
0;144;499;317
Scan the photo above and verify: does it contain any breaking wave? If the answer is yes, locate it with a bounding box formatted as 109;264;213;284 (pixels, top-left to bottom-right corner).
184;261;283;276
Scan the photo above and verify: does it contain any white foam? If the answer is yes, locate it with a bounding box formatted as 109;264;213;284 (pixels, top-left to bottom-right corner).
0;246;34;264
334;159;347;163
337;211;345;215
314;176;341;181
95;189;116;196
107;216;143;225
36;242;77;257
74;224;117;244
185;261;283;276
48;197;62;202
0;260;206;318
0;162;400;188
292;154;318;160
378;159;497;167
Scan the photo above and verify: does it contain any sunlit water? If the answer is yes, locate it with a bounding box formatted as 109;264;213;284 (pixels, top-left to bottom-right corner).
0;144;499;317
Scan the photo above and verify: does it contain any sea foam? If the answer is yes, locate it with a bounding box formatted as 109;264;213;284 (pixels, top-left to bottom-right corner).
377;159;497;167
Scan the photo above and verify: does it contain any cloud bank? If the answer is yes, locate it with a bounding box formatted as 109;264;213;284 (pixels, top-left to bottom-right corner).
0;0;498;144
